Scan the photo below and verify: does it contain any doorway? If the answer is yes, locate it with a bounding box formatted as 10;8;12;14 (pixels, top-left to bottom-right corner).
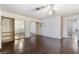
1;17;15;49
30;21;40;37
1;17;25;52
30;22;37;37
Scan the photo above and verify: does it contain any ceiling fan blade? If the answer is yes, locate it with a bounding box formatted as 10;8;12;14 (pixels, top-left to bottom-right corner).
47;4;57;15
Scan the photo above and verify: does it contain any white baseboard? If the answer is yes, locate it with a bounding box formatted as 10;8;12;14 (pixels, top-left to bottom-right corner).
40;34;61;39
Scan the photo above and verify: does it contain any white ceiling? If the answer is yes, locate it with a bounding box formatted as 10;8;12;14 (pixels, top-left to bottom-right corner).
1;4;79;19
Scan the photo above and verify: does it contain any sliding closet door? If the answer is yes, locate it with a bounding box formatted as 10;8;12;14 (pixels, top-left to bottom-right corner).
1;17;14;43
15;19;25;39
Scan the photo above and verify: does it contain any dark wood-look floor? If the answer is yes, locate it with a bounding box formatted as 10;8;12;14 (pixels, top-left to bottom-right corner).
0;35;79;54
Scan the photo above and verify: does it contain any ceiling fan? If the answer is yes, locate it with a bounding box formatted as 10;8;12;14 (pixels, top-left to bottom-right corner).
34;4;57;15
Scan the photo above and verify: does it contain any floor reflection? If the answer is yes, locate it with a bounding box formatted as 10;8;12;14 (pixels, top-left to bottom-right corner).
72;32;78;53
1;35;79;54
14;38;31;53
14;39;25;53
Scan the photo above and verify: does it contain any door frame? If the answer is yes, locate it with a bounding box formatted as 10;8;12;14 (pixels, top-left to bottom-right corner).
1;16;15;45
30;21;40;37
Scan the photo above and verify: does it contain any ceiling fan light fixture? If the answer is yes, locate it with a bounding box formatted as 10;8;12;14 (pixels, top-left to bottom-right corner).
49;10;53;15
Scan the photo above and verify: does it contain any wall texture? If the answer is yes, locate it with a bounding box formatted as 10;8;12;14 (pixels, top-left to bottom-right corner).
15;19;24;33
40;15;79;39
40;16;61;39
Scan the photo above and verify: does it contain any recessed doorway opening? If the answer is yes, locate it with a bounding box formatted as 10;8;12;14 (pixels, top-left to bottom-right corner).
1;16;15;50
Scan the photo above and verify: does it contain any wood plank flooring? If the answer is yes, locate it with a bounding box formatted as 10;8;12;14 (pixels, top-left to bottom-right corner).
0;35;79;54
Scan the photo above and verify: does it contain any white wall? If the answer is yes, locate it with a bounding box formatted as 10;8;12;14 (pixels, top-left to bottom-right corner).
40;15;79;39
15;19;24;33
40;16;61;39
24;19;30;38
